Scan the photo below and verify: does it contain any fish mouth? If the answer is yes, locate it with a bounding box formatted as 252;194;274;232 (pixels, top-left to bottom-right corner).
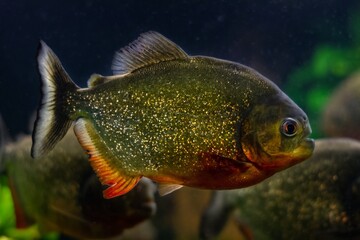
305;137;315;146
284;118;315;163
295;137;315;158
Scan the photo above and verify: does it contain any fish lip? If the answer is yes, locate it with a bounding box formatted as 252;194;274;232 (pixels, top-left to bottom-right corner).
301;137;315;151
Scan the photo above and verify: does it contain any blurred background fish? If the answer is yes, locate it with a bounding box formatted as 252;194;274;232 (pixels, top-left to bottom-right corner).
322;72;360;140
0;125;157;239
0;115;5;173
201;138;360;240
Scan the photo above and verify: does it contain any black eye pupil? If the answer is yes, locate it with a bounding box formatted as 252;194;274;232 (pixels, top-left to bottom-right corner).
281;118;298;137
286;123;295;134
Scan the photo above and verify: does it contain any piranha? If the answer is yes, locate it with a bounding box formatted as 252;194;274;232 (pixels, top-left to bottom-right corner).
2;130;157;239
200;139;360;240
31;31;314;198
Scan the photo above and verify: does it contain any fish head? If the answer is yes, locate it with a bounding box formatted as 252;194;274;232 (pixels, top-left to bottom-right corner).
240;93;314;172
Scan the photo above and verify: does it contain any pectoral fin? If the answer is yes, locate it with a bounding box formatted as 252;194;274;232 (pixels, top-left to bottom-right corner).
74;118;141;199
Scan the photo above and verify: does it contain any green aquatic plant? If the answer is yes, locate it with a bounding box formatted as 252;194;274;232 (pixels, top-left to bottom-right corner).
0;176;15;237
0;176;58;240
285;11;360;137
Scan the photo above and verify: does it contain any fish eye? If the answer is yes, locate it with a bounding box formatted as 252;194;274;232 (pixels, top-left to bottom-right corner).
280;118;299;137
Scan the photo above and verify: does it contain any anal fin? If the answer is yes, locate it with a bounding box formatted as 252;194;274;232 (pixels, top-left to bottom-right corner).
158;183;183;196
74;118;141;199
103;176;141;198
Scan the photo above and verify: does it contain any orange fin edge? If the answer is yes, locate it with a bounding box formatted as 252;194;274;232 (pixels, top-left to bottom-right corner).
74;118;141;198
103;176;141;199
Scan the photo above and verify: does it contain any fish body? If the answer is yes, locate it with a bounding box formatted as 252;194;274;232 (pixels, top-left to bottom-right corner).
3;132;157;239
32;31;314;198
201;138;360;240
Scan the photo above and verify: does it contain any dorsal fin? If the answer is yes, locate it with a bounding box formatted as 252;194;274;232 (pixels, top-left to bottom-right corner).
87;74;130;88
111;31;189;75
87;74;110;87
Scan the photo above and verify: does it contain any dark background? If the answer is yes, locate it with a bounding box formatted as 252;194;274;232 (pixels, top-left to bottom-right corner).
0;0;357;136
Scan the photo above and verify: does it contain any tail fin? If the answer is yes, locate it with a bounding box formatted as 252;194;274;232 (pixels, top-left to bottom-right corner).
31;41;79;158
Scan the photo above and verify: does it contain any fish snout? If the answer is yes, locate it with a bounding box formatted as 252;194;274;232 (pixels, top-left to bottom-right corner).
302;117;312;137
301;116;315;152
